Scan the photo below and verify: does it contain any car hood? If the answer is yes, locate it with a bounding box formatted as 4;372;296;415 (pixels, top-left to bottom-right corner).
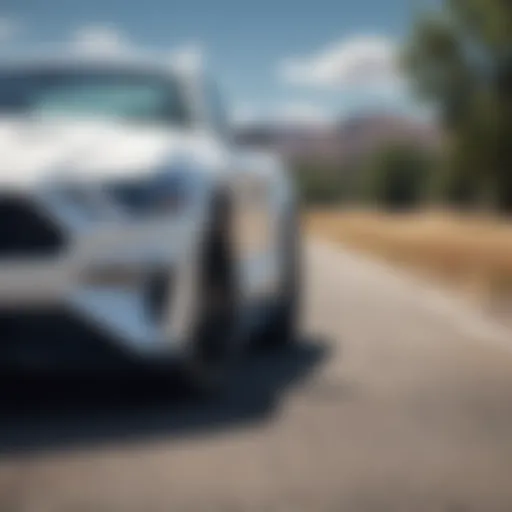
0;117;211;188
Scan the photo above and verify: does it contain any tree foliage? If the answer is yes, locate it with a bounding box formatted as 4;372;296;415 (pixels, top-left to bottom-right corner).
360;144;433;210
404;0;512;212
294;162;346;205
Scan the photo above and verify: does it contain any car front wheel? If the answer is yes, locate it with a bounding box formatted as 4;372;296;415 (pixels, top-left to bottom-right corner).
260;206;301;348
175;204;240;396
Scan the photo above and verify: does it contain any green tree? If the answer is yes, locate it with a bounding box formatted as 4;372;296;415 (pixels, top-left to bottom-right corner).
404;0;512;212
360;144;433;210
294;162;345;205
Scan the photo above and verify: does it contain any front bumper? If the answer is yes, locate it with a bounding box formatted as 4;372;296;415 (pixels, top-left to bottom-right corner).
0;193;204;365
0;310;141;370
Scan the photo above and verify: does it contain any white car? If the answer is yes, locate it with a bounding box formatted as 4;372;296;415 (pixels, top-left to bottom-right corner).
0;54;300;393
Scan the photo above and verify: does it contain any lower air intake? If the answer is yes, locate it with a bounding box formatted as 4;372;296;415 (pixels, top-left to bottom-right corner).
0;196;65;257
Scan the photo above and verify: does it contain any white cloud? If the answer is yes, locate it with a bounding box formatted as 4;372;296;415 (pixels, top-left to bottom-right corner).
274;102;334;126
231;104;261;126
167;42;204;73
69;24;134;55
68;24;204;73
0;16;21;42
279;35;404;93
232;101;334;128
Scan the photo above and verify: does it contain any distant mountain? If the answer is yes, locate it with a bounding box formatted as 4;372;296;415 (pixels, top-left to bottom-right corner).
235;112;440;167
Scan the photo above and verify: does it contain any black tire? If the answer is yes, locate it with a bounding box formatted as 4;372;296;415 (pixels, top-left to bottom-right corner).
175;199;240;397
259;205;301;349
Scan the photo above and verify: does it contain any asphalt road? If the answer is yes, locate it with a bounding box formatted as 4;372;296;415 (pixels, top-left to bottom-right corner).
2;241;512;512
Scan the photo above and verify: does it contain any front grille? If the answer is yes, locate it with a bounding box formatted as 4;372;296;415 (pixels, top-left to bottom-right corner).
0;196;65;257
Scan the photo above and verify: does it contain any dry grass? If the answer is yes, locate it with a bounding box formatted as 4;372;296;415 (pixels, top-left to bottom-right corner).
305;208;512;300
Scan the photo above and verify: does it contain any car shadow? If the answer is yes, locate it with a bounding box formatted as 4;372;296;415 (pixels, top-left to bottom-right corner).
0;335;330;458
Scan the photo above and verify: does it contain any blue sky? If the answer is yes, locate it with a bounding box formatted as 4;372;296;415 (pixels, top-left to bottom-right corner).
0;0;439;125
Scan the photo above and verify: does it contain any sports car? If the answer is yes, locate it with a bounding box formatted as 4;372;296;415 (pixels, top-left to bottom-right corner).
0;53;300;393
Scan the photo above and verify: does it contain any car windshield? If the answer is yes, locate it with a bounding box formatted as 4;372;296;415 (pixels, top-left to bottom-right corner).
0;67;190;126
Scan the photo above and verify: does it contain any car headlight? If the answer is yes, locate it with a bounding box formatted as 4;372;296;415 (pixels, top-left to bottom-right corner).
104;167;195;217
56;182;112;221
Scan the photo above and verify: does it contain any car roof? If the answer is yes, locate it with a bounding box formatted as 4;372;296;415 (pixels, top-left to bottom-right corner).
0;50;200;83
